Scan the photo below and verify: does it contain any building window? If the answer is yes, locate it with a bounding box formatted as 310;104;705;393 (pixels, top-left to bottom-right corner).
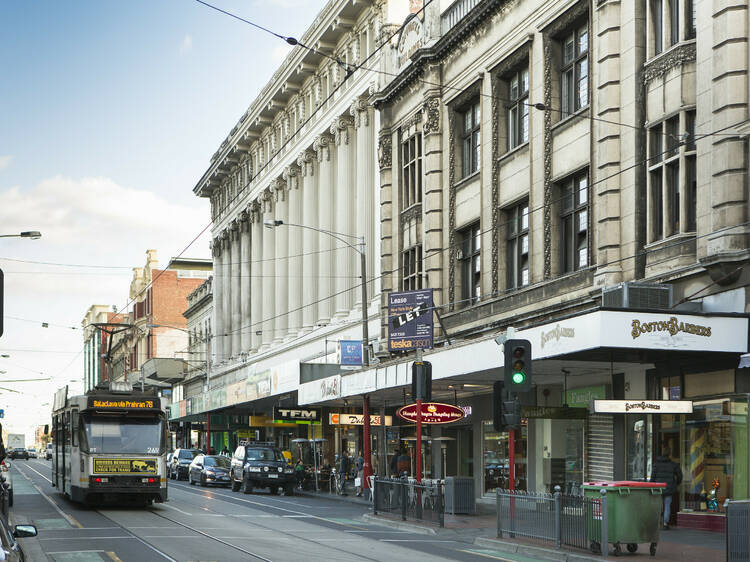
651;0;686;56
401;133;422;209
461;100;481;178
560;171;589;272
648;110;697;242
402;245;423;291
459;223;481;305
685;0;696;39
561;23;589;117
507;202;529;289
508;68;529;150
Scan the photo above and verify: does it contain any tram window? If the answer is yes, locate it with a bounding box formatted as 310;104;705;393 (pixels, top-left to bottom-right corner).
80;415;165;455
71;410;78;447
64;412;71;445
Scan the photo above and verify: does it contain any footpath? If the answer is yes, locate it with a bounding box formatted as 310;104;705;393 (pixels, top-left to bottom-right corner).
300;486;726;562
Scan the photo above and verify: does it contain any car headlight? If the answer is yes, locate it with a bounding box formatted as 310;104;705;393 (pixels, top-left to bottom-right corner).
248;467;261;473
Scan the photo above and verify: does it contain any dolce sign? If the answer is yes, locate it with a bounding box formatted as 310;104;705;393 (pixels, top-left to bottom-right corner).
329;413;393;426
396;402;465;424
273;407;322;422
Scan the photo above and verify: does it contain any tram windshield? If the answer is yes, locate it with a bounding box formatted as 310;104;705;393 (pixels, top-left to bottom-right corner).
80;415;165;455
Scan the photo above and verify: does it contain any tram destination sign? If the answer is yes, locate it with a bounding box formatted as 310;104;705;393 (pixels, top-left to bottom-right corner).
388;289;434;352
87;397;160;411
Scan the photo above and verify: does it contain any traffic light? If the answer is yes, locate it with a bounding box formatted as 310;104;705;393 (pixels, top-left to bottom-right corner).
411;360;432;401
502;397;522;429
504;339;532;393
493;381;504;431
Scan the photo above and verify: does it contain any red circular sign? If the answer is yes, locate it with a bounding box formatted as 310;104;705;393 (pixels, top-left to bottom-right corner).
396;402;465;425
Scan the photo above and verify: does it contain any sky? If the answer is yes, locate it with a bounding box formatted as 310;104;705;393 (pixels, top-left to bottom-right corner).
0;0;327;443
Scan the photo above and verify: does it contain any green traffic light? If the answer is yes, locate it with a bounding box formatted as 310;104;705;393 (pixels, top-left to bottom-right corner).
512;372;526;384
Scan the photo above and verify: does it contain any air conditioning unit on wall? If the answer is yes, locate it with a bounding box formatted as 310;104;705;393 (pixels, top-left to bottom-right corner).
602;282;673;310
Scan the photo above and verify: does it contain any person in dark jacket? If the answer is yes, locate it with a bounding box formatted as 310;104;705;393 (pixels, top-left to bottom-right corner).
652;451;683;529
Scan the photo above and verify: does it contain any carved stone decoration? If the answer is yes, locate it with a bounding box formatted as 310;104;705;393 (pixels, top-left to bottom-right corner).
330;115;354;145
642;42;696;84
490;75;500;295
378;132;392;170
283;164;300;190
261;188;275;213
249;201;262;224
542;0;587;37
297;150;315;176
239;209;250;232
350;98;370;128
400;204;422;227
447;108;457;311
229;219;240;241
422;96;441;135
220;228;231;251
271;178;286;202
211;238;222;258
542;38;553;279
313;133;332;162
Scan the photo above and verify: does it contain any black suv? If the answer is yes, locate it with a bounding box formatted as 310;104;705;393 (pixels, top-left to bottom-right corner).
169;448;202;480
230;442;294;495
8;449;28;460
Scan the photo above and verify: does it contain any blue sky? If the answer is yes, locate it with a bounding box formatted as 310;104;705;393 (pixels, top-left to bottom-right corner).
0;0;326;439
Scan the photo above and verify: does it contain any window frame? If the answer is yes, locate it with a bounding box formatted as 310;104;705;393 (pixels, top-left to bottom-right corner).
401;245;423;291
561;22;590;117
459;223;481;305
507;67;530;150
401;131;423;209
460;99;481;178
560;170;590;273
506;202;530;290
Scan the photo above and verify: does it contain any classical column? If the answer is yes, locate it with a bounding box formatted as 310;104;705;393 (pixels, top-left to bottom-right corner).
261;189;276;349
314;133;334;325
332;116;355;317
273;178;289;343
221;230;232;359
239;210;251;352
230;220;241;356
284;165;302;338
352;99;375;309
299;150;318;330
250;203;263;352
211;237;224;363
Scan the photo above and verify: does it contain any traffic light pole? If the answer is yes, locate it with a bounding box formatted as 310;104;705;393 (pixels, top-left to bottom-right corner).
508;427;515;492
415;348;423;483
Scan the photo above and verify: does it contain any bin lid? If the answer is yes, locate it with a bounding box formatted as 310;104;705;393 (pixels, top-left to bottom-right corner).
583;481;666;488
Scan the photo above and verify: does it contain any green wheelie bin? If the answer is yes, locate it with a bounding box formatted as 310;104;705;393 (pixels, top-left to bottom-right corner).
581;481;665;556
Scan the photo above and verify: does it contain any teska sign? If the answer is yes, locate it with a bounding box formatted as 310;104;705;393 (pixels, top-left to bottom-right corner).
273;407;322;422
396;402;465;425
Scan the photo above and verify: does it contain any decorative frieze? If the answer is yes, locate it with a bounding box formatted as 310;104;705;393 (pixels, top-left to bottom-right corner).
490;75;500;294
378;133;392;169
542;38;553;280
422;96;441;135
642;42;696;85
447;108;457;311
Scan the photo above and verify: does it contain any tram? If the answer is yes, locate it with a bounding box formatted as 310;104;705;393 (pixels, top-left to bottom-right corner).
51;381;168;505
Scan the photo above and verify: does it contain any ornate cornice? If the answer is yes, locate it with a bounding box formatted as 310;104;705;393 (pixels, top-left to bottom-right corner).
642;42;696;84
330;115;354;145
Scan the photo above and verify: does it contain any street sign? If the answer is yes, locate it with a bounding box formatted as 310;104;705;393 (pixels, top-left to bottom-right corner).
339;340;363;367
396;402;465;424
387;289;434;352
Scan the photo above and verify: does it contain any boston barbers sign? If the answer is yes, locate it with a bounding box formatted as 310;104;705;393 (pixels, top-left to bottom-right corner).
593;400;693;414
631;316;711;339
273;407;322;422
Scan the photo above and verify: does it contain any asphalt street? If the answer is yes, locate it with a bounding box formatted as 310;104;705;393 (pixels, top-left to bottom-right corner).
8;458;547;562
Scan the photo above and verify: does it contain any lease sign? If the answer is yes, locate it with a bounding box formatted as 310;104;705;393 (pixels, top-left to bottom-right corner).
396;402;465;425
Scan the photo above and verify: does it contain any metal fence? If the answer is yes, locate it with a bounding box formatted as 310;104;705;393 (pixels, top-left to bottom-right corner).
727;500;750;562
497;487;607;556
373;478;444;527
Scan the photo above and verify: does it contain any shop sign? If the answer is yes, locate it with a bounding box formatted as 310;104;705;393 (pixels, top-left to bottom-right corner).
340;340;363;367
396;402;465;424
593;400;693;414
522;406;588;419
397;14;423;70
631;316;711;339
566;385;607;408
329;413;393;426
541;324;576;349
388;289;434;351
274;407;322;422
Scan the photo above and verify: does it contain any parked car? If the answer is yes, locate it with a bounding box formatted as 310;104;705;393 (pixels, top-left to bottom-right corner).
230;442;294;495
188;455;232;487
8;449;28;461
45;443;53;460
169;448;202;480
0;516;37;561
2;460;13;507
26;448;37;459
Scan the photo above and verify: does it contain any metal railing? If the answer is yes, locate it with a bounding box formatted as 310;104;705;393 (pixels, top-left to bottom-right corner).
497;486;608;557
441;0;482;34
373;477;445;527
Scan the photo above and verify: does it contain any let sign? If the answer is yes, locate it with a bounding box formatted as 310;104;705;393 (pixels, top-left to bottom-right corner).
396;402;465;425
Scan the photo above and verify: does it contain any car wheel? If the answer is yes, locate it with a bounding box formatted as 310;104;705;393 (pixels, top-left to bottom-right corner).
241;476;253;495
231;477;241;492
200;475;207;487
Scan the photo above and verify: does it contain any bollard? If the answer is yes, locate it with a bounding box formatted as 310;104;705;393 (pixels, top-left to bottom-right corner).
554;485;562;549
438;481;444;528
600;489;608;559
401;480;407;521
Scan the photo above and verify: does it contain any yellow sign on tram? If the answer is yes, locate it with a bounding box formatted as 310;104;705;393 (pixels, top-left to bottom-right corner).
93;458;157;474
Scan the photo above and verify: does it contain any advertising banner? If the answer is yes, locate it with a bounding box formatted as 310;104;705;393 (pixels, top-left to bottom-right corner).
388;289;434;352
329;413;393;426
396;402;465;424
93;458;157;474
340;340;363;367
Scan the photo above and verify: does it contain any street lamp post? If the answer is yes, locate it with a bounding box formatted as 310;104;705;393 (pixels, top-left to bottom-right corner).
264;220;373;492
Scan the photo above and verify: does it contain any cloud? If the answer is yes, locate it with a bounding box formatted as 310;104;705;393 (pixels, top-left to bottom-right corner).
180;34;193;54
0;155;12;171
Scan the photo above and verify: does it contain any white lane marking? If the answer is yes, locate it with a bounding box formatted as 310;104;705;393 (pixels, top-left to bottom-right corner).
379;539;460;543
281;515;312;518
156;503;192;516
13;464;79;527
17;461;52;483
40;537;138;541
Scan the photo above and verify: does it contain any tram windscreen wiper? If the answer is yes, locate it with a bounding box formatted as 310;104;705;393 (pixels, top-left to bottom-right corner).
81;416;164;455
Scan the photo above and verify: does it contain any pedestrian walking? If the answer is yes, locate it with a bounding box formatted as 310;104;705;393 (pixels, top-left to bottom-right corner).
389;451;398;477
355;451;365;496
396;448;410;477
652;449;683;529
338;452;350;495
295;459;305;490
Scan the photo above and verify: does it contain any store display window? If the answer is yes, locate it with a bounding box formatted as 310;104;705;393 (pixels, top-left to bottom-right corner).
482;420;527;493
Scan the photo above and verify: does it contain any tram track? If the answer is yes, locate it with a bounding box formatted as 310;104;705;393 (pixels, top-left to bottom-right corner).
15;460;274;561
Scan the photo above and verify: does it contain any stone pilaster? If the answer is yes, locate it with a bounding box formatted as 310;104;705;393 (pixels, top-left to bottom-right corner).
377;128;394;340
332;115;356;316
250;203;263;352
230;220;241;356
239;210;252;352
299;150;318;330
352;99;376;310
261;189;276;348
211;237;224;363
273;178;289;342
220;229;232;359
314;133;335;324
284;165;303;337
